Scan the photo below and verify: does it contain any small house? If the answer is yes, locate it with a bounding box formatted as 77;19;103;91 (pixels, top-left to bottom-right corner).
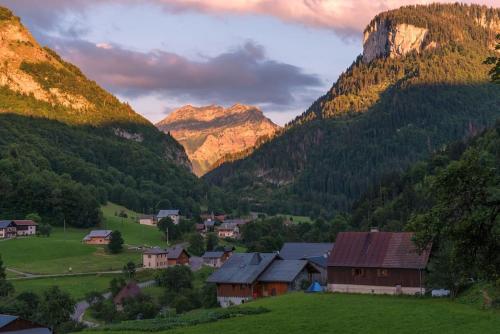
82;230;112;245
13;220;37;236
217;223;239;239
143;248;168;269
113;281;141;310
157;210;180;225
204;219;216;232
0;314;52;333
327;231;431;295
202;251;225;268
139;215;156;226
166;245;190;265
0;221;16;239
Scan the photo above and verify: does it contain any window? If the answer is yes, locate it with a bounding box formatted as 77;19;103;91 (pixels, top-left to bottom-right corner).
148;255;151;258
377;269;389;277
352;268;364;277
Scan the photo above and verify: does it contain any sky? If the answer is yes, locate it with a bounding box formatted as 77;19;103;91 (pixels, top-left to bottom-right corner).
0;0;497;125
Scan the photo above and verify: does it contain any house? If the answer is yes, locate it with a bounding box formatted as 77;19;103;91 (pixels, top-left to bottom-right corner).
204;219;216;232
113;281;141;310
327;231;431;295
0;314;52;333
217;223;240;239
223;218;250;227
139;215;156;226
257;259;319;297
13;220;37;236
207;253;277;307
157;210;180;225
202;251;225;268
143;248;169;269
82;230;113;244
0;221;16;239
278;242;334;285
166;245;190;265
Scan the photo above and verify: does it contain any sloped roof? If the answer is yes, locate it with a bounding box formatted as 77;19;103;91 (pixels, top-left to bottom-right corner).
202;251;224;259
0;221;15;228
0;314;17;328
328;232;431;269
13;220;37;226
0;314;51;333
144;247;168;255
157;210;179;218
207;253;277;284
259;260;315;283
218;222;239;230
113;281;141;305
305;256;328;268
166;245;189;259
83;230;112;240
279;243;334;260
139;215;155;220
224;219;250;225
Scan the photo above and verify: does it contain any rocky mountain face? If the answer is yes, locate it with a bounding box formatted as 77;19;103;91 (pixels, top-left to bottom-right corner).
157;104;280;176
205;3;500;218
0;7;190;169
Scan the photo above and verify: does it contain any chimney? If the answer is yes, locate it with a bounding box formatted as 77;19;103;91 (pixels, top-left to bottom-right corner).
370;227;379;233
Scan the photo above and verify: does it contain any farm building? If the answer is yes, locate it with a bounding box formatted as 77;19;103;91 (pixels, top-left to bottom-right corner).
143;248;169;269
217;222;240;239
166;245;190;265
202;249;233;268
0;314;51;333
82;230;113;245
139;215;156;226
0;221;17;239
157;209;180;225
327;231;431;295
13;220;37;236
279;242;334;285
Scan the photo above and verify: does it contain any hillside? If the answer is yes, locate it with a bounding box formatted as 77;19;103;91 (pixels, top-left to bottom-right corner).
156;104;279;176
205;3;500;218
0;6;228;226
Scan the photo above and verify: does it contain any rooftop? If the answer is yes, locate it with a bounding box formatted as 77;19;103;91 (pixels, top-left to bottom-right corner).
279;242;334;260
207;253;277;284
144;247;168;255
157;209;180;217
166;245;189;259
13;220;37;226
202;251;224;258
259;259;315;283
83;230;112;240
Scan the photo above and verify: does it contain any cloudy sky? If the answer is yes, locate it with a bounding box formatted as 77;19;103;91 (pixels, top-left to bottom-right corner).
1;0;497;125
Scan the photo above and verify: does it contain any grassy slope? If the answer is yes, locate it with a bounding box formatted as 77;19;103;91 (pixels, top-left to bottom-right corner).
89;293;500;334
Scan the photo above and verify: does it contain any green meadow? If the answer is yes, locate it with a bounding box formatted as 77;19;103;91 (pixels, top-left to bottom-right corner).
87;293;500;334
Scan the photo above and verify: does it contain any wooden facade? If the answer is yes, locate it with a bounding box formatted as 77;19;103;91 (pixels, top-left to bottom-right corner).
328;267;425;288
168;250;190;265
216;283;254;298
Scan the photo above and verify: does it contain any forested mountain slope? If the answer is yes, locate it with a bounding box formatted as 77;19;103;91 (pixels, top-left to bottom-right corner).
0;7;229;227
205;4;500;218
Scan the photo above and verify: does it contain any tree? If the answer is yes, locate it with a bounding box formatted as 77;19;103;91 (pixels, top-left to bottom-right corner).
201;283;219;308
122;261;136;279
485;34;500;84
25;213;41;224
107;230;124;254
36;286;75;330
157;217;180;242
122;294;159;320
0;255;14;297
157;265;193;291
109;277;126;297
206;233;218;251
188;233;205;256
38;223;52;237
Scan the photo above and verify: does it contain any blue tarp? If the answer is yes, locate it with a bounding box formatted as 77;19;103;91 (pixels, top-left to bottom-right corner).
306;281;322;293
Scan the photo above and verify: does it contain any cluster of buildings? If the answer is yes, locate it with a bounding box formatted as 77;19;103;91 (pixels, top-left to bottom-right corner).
196;218;251;239
0;220;37;239
207;231;431;307
142;245;190;269
139;209;180;226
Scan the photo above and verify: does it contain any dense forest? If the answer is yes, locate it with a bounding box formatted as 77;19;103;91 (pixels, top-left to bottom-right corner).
206;4;500;219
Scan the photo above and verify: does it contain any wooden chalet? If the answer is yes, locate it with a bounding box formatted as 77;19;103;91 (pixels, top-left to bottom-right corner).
327;231;431;295
0;314;51;333
166;245;190;265
82;230;112;244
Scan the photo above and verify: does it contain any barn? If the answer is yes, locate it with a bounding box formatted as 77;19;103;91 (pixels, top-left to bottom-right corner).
327;231;431;295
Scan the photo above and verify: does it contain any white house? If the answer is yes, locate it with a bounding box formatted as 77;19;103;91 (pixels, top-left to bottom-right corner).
139;215;156;226
157;209;180;225
13;220;37;236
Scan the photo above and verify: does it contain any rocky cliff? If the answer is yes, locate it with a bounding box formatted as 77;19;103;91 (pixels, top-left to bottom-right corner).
156;104;280;176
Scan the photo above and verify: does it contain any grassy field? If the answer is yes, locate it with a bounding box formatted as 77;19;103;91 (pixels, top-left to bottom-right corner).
87;293;500;334
12;274;120;300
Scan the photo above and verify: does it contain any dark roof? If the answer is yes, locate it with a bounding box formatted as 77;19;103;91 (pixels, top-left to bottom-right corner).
83;230;112;240
218;223;239;230
279;243;334;260
139;215;155;219
157;210;179;218
0;221;15;228
0;314;17;328
113;281;141;305
202;251;224;259
204;220;215;227
143;247;168;255
13;220;37;226
207;253;277;284
305;256;328;268
328;232;431;269
166;245;189;259
223;246;235;252
259;260;314;283
5;329;52;334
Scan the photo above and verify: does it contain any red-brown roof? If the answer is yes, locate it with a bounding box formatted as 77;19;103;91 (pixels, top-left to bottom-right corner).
113;281;141;305
328;232;430;269
12;220;37;226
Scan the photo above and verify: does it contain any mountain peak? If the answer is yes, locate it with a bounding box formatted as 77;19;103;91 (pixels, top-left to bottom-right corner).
157;104;280;176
